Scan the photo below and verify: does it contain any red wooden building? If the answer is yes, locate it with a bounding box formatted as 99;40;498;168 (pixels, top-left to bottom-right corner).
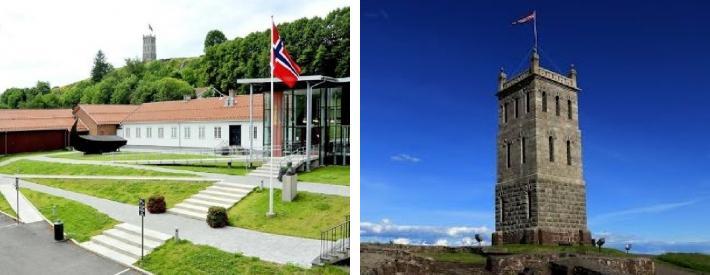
0;109;87;154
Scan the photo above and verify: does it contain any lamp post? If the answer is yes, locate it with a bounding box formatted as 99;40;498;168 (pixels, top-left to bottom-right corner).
14;177;19;224
138;198;145;260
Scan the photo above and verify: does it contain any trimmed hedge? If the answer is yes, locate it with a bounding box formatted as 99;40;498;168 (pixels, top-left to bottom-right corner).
207;206;228;228
147;195;166;214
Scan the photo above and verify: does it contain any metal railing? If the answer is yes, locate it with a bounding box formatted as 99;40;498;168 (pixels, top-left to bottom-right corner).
319;215;350;262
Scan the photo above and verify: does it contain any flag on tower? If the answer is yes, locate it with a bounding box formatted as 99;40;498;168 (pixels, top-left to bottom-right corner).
512;11;536;25
271;22;301;88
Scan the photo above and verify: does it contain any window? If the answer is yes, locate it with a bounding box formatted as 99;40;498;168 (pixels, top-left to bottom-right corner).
125;128;131;138
214;127;221;139
514;97;519;118
549;136;555;162
527;190;532;220
555;96;560;116
504;102;509;123
501;199;506;222
542;92;547;112
146;127;152;138
568;100;573;119
521;137;526;164
158;127;164;138
526;91;531;113
184;127;191;139
136;128;141;138
171;127;177;139
253;126;258;139
506;142;511;168
567;140;572;165
198;127;205;139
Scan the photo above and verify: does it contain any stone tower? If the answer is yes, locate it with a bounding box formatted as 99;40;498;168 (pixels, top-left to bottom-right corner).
492;49;591;245
143;33;156;62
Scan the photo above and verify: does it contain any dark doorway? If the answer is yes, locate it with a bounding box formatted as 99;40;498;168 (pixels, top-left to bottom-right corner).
229;125;241;146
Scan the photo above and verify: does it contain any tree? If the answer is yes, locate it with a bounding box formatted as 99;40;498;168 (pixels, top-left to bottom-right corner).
204;30;227;52
91;50;114;83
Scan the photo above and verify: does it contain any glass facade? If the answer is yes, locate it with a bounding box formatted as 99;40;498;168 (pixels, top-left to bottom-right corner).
263;84;350;165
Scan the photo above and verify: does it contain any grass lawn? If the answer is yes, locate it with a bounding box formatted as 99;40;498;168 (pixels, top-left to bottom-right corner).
136;239;346;275
0;150;65;164
29;178;212;208
656;253;710;273
0;193;16;218
298;166;349;186
417;251;487;265
0;160;187;177
154;161;260;176
228;190;349;239
490;244;628;257
54;151;227;161
21;188;118;242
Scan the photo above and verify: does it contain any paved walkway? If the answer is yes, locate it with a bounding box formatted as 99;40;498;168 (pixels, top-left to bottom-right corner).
0;214;141;275
19;179;321;267
16;175;215;181
0;177;44;223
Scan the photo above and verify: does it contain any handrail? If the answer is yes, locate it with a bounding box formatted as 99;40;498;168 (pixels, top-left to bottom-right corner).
319;215;350;262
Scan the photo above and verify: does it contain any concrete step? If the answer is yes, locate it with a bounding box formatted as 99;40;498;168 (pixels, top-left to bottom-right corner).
207;185;251;194
184;198;234;208
248;171;278;178
174;203;209;213
81;241;138;266
103;228;162;250
200;189;246;200
214;182;254;190
115;223;172;242
192;194;237;205
91;235;144;259
168;207;206;220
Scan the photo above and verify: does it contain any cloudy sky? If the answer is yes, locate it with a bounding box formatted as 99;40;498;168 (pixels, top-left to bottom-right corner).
0;0;349;93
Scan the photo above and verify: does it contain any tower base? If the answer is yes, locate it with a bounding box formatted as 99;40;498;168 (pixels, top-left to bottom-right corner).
492;228;592;245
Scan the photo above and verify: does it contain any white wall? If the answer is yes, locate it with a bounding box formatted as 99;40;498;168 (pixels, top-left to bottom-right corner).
118;120;263;150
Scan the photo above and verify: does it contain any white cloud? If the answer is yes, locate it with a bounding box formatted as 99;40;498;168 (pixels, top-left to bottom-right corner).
0;0;349;92
392;238;411;245
593;232;710;255
361;219;491;246
390;154;421;163
591;198;703;224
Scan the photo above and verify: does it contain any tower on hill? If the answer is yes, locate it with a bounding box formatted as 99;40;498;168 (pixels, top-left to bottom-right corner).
143;26;156;62
493;49;591;245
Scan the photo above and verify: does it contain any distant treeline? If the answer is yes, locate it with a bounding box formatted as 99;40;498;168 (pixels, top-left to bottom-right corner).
0;7;349;109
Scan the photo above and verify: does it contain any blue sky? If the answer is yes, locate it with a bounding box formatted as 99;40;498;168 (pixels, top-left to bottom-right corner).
360;0;710;253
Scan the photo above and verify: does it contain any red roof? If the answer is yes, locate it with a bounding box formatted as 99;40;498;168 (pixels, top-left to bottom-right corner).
0;109;87;132
77;104;139;125
122;95;263;123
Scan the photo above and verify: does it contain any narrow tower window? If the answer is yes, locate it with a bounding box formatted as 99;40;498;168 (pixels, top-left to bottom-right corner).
514;97;519;118
549;136;555;162
504;102;509;123
521;137;526;164
542;92;547;112
526;91;531;113
555;96;560;116
506;142;511;168
567;140;572;165
568;100;573;119
526;190;532;220
501;199;506;222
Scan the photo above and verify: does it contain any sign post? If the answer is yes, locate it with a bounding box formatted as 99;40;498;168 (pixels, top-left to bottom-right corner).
14;177;19;224
138;198;145;260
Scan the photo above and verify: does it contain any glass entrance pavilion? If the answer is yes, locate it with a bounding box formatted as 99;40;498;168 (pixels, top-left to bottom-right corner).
237;76;350;166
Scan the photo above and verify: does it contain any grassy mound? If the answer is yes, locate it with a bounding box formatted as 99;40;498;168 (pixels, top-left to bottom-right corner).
656;253;710;273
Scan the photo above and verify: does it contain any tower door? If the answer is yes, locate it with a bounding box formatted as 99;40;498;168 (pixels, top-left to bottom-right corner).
229;125;241;146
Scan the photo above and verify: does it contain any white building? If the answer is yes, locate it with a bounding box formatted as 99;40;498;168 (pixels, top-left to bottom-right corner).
117;95;263;150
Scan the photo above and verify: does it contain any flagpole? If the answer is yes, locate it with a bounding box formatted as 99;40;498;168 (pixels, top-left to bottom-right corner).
533;10;538;50
267;16;275;217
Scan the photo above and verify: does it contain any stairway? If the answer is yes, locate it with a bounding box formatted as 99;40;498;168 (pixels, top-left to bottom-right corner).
81;223;172;266
312;238;350;266
248;155;314;178
167;181;254;220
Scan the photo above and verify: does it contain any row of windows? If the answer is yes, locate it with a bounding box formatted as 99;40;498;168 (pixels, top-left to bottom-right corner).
502;91;574;123
505;137;573;168
124;126;230;140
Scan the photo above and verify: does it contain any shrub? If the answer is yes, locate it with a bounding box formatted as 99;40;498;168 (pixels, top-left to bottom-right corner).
147;195;166;214
207;206;228;228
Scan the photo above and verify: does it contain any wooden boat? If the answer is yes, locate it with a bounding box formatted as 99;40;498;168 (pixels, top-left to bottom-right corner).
70;119;126;154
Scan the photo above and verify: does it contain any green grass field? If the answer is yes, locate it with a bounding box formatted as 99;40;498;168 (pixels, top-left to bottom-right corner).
136;239;346;274
21;188;118;242
228;190;349;239
54;151;227;161
28;178;212;208
0;193;16;218
656;253;710;273
298;166;350;186
0;150;65;164
154;161;260;176
490;244;628;257
0;160;187;176
417;250;487;265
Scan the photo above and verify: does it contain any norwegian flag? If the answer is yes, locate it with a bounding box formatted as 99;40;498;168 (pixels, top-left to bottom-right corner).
512;11;536;25
271;22;301;88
